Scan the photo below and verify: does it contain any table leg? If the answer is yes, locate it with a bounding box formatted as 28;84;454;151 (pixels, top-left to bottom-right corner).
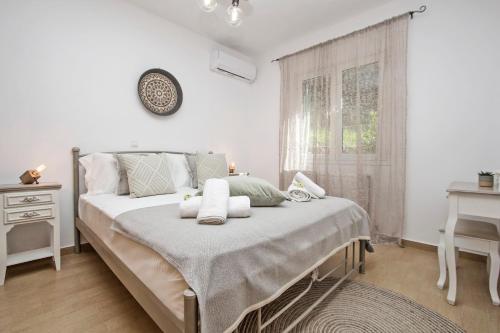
0;230;6;286
489;243;500;306
0;225;14;286
49;220;61;271
445;194;459;305
437;231;446;289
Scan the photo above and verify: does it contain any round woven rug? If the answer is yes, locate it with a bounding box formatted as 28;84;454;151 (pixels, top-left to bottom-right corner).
238;278;465;333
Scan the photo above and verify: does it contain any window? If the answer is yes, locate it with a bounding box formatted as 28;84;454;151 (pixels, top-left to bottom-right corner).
302;75;331;154
341;62;379;154
298;61;379;161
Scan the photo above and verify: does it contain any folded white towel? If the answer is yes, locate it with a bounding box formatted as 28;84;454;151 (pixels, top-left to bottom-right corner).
180;196;251;218
293;172;326;199
197;178;230;225
287;183;312;202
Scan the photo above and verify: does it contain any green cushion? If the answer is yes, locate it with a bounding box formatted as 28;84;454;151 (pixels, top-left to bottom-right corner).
196;153;228;190
224;176;286;207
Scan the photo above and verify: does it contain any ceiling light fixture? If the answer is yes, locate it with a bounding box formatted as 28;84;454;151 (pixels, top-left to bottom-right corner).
198;0;245;27
226;0;243;27
198;0;218;13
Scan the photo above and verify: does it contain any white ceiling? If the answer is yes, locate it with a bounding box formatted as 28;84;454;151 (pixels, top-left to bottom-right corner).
125;0;393;56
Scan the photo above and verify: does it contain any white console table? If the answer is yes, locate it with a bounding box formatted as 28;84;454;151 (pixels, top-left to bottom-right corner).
445;181;500;305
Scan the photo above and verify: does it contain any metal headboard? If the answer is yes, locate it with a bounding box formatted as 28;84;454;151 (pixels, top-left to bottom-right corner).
71;147;195;253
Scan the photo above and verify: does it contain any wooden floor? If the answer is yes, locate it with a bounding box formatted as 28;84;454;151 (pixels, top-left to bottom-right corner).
0;244;498;333
355;244;500;333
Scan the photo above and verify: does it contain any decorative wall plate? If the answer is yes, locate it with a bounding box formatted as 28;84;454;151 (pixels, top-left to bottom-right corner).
138;68;183;116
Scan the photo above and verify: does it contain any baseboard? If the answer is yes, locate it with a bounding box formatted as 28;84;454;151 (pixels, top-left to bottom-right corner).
401;239;436;252
61;242;92;255
401;239;486;263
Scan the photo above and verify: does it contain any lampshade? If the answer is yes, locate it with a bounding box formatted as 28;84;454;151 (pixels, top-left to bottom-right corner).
198;0;218;12
36;164;46;173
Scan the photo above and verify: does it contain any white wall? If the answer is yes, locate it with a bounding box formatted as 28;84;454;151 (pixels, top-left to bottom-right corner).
254;0;500;245
0;0;263;251
2;0;500;251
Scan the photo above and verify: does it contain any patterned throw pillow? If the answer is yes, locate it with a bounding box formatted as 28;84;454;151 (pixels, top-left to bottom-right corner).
115;153;154;195
196;153;228;190
117;154;176;198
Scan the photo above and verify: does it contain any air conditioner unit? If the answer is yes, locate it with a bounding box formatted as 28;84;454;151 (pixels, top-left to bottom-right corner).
210;49;257;83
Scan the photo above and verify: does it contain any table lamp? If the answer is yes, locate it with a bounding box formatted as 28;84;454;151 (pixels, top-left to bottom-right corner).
19;164;46;184
229;162;236;174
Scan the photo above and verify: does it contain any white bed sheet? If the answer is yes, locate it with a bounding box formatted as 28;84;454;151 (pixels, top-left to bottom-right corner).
77;187;200;327
79;186;199;219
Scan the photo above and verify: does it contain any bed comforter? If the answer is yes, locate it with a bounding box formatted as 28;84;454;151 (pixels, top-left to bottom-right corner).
112;197;370;333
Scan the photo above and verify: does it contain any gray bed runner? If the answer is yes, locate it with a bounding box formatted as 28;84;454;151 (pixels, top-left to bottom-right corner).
113;197;370;333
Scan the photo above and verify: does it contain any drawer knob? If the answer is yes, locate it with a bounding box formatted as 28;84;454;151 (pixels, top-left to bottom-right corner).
22;196;40;203
21;211;40;218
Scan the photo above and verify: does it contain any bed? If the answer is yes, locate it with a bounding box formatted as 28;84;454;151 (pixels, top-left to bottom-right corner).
72;147;371;333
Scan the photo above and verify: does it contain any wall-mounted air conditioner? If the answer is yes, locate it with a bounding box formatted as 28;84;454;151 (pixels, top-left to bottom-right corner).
210;49;257;83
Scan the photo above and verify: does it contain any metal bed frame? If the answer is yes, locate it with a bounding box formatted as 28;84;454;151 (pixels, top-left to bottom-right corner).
72;147;368;333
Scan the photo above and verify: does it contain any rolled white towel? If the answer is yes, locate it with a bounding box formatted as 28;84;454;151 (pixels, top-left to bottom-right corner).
180;196;251;218
197;178;230;225
287;183;312;202
180;196;203;218
227;196;252;218
294;172;326;199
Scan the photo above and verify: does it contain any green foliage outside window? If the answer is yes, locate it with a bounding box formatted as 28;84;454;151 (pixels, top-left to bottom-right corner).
342;62;379;154
301;62;378;155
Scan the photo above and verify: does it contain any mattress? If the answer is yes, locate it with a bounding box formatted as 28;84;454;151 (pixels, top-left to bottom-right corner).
78;187;199;327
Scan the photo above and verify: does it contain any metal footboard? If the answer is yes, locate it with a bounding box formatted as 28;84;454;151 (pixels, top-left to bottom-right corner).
253;239;366;333
186;239;368;333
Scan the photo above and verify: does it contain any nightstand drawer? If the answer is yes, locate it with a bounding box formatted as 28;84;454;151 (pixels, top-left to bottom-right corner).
4;206;55;224
4;191;54;208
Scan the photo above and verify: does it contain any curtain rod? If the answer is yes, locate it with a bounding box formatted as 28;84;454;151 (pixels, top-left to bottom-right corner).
271;5;427;63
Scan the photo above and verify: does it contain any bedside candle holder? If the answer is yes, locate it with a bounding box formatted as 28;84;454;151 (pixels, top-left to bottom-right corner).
229;162;236;174
19;164;46;185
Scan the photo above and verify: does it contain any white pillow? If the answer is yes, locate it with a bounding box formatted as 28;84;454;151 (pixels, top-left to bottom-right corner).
79;153;119;195
163;153;192;189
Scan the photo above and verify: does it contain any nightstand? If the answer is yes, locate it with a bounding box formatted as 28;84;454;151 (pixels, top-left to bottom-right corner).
229;172;250;176
0;183;62;285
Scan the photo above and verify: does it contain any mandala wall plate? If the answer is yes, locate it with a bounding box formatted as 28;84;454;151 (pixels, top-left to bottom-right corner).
138;69;183;116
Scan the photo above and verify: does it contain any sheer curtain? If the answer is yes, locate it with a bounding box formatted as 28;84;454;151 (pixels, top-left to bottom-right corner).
279;15;408;243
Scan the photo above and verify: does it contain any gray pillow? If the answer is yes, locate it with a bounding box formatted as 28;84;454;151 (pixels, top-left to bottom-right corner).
185;153;198;189
115;153;153;195
196;153;228;190
198;176;285;206
117;154;176;198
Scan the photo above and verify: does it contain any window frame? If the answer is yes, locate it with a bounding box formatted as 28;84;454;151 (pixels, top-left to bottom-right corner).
291;55;390;171
335;54;381;162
